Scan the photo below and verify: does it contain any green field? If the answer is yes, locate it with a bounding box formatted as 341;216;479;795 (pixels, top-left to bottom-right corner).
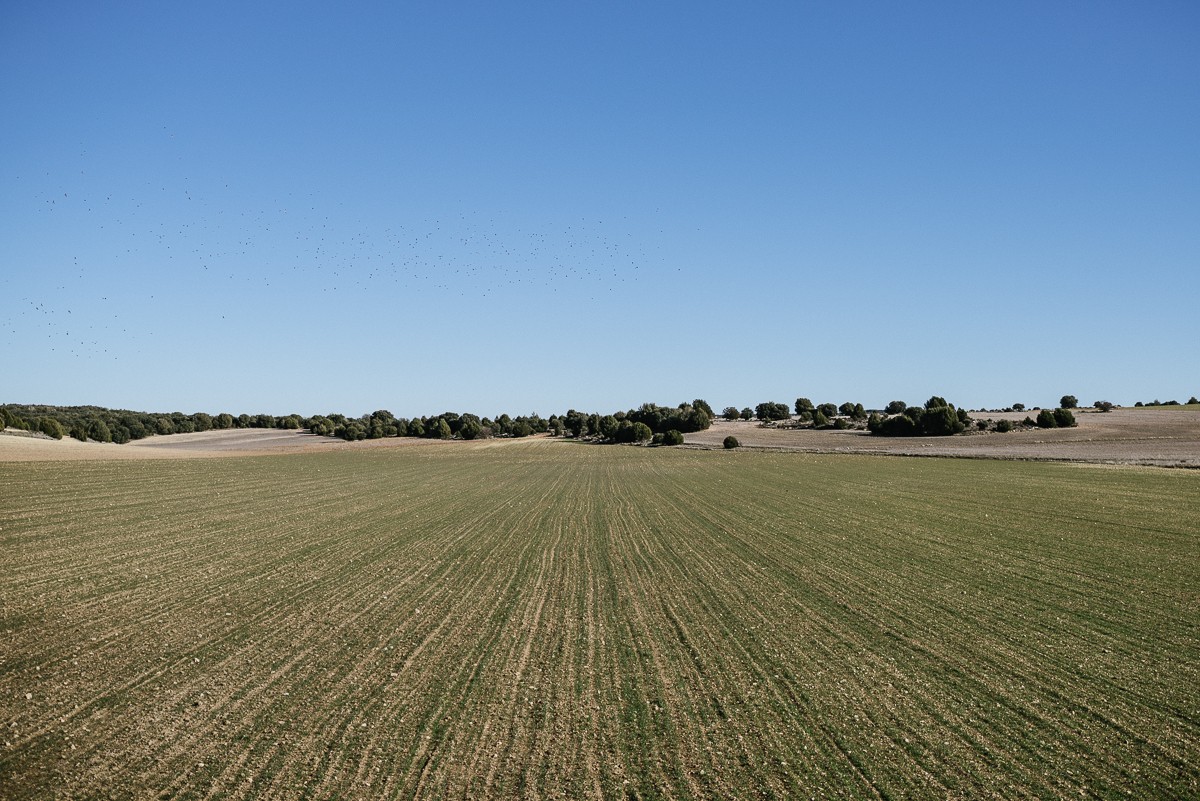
2;441;1197;799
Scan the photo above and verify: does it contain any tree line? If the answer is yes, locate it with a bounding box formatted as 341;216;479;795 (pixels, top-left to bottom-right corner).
0;399;716;446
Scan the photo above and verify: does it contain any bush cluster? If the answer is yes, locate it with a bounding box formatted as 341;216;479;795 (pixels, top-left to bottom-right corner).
868;396;970;437
1036;408;1077;429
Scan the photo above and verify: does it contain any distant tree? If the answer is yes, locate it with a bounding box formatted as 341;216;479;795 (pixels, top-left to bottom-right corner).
884;400;907;415
739;407;753;420
69;423;87;441
191;412;213;432
1012;403;1025;412
871;397;967;436
795;398;814;415
1094;401;1114;412
867;412;883;433
662;429;684;446
631;422;653;443
88;418;112;443
1134;401;1144;407
723;435;740;449
755;402;790;421
1053;407;1077;427
1036;409;1058;428
816;403;837;419
876;413;918;436
922;405;964;436
691;399;714;418
994;418;1013;433
599;415;620;440
236;414;251;428
851;403;867;421
838;402;856;417
154;417;174;435
433;418;453;439
39;417;64;440
811;409;829;429
1189;396;1199;405
215;413;235;429
722;406;740;421
1060;395;1078;409
459;418;482;440
511;420;533;438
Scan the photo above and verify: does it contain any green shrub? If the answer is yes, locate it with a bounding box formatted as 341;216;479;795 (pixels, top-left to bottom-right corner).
662;429;684;446
723;435;740;449
922;405;965;436
1060;395;1078;409
811;410;829;429
876;414;918;436
976;420;989;430
755;402;791;421
39;417;65;440
1053;408;1076;428
994;419;1013;433
1036;409;1058;428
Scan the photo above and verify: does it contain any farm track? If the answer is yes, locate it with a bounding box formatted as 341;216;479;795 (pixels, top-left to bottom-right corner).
1;441;1198;799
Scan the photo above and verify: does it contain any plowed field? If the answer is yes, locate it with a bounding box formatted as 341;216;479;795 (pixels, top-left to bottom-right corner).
2;440;1197;799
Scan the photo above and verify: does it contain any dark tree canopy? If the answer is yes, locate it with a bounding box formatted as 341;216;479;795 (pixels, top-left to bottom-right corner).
870;397;966;437
755;402;791;421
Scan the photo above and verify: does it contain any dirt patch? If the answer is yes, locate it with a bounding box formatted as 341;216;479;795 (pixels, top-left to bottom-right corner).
687;408;1200;467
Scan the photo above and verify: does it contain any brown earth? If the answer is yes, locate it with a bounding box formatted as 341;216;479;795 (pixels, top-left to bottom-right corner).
686;408;1200;468
0;428;450;461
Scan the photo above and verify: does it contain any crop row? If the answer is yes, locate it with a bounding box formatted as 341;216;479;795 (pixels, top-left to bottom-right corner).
1;443;1197;798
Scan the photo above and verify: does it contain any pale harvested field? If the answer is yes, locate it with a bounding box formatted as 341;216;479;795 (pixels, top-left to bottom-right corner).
1;440;1197;799
0;428;442;462
688;408;1200;467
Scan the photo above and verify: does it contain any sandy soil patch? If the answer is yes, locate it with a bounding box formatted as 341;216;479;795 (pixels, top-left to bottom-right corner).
687;408;1200;467
0;428;437;462
0;428;544;462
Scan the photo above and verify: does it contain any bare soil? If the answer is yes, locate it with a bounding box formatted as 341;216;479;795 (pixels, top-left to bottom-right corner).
0;428;445;461
687;408;1200;467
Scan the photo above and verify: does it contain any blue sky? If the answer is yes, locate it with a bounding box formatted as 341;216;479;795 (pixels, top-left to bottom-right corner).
3;2;1197;417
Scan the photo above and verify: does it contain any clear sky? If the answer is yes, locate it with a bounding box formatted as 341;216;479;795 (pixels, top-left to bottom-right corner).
3;2;1197;418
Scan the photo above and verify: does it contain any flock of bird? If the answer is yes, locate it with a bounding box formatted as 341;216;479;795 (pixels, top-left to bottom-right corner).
9;164;667;362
